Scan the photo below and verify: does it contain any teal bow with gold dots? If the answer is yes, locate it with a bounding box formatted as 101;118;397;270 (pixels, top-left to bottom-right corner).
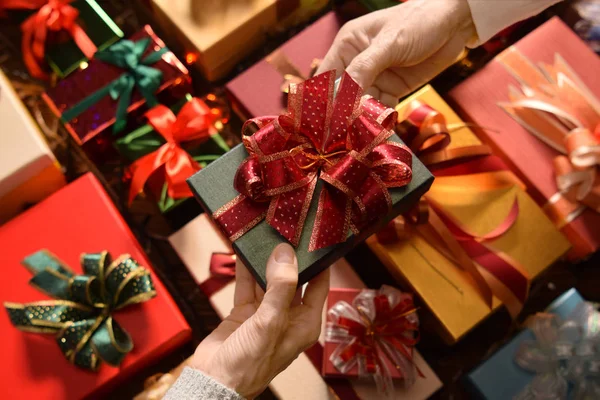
61;37;168;133
4;250;156;371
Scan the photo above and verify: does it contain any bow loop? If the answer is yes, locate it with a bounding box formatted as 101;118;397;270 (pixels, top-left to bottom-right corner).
4;250;156;370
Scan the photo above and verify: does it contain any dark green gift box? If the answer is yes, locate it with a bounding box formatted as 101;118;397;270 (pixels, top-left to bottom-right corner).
46;0;123;78
115;95;230;213
187;136;434;289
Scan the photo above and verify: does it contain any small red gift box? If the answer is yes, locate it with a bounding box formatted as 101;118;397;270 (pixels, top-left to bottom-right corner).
0;173;191;400
226;12;345;120
448;17;600;260
43;25;191;147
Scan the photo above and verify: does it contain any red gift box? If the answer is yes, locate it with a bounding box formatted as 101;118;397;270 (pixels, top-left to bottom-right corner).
226;12;345;120
448;17;600;260
43;25;191;146
0;173;191;400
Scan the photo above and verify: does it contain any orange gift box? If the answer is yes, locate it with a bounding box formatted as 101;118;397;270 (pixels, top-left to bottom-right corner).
0;71;65;225
448;17;600;260
366;85;571;344
150;0;328;81
0;173;191;399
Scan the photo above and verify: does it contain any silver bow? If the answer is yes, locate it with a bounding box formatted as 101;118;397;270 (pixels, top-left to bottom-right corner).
514;302;600;400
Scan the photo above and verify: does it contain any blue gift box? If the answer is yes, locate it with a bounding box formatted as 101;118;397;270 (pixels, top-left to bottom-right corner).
466;289;585;399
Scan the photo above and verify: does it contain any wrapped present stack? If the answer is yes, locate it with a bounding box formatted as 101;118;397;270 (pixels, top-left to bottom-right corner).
0;1;598;399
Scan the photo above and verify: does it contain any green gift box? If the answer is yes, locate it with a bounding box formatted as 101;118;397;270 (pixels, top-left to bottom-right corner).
115;94;230;213
46;0;123;78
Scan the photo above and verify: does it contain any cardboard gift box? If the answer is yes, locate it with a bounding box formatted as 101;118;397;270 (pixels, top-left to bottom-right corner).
367;85;571;344
114;95;230;213
0;70;65;225
226;12;345;120
168;213;442;399
43;25;191;147
465;288;587;399
150;0;328;82
188;71;433;290
0;173;191;400
448;17;600;260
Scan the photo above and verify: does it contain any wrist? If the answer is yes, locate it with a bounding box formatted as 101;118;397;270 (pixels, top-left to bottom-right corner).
445;0;478;45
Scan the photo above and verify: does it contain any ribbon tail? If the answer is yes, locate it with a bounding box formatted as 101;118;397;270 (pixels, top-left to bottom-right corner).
128;150;165;205
69;23;97;58
21;18;48;80
309;184;352;251
114;78;135;133
213;195;269;242
90;317;133;367
165;150;200;200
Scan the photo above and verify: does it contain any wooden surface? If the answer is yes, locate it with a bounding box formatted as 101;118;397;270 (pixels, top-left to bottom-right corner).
1;1;597;399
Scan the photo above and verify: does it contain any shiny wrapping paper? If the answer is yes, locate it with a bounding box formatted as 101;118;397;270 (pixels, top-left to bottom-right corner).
150;0;328;81
0;70;65;224
448;17;600;260
226;12;345;120
43;25;191;146
0;173;191;400
167;213;442;399
466;289;585;400
367;85;571;344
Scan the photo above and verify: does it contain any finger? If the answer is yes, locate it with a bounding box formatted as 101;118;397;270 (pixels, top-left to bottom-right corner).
301;268;330;320
380;93;399;108
291;287;303;308
317;36;361;77
346;40;394;91
373;69;409;104
261;243;299;314
234;256;257;307
365;86;380;100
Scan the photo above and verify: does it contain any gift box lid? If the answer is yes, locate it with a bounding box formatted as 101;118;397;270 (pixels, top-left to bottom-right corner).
0;70;58;198
465;289;585;400
448;17;600;259
187;138;434;290
226;11;345;119
0;173;191;400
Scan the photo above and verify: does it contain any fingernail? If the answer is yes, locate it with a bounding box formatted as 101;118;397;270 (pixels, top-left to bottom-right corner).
273;243;295;264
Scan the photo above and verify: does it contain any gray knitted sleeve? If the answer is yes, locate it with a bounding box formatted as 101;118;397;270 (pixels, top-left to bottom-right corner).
164;367;245;400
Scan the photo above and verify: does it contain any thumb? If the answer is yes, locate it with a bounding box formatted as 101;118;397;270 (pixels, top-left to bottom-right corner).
345;41;393;91
255;244;299;329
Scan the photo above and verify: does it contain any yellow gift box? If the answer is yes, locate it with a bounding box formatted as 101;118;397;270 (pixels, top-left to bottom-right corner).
0;71;65;225
366;85;571;344
150;0;328;81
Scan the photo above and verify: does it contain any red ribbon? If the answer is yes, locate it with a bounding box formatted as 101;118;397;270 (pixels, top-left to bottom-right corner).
128;98;221;204
213;71;412;251
1;0;97;80
326;286;422;396
198;252;236;298
382;100;531;316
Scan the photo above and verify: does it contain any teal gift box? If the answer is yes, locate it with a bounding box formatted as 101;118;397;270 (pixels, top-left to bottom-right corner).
46;0;123;78
466;289;587;399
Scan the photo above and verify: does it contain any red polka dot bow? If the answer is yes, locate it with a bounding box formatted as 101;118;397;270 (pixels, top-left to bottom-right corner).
213;71;413;251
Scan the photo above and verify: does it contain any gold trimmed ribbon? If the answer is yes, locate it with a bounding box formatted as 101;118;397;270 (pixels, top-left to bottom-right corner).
4;250;156;370
498;48;600;229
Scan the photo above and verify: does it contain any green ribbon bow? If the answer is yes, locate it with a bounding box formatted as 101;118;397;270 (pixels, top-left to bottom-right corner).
61;38;169;133
4;250;156;371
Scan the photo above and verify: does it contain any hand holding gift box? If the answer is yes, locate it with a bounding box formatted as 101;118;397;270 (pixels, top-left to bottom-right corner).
188;70;434;289
0;0;123;79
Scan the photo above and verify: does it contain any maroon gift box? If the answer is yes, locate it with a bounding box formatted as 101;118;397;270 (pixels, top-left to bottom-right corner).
448;17;600;260
226;12;345;120
43;25;191;147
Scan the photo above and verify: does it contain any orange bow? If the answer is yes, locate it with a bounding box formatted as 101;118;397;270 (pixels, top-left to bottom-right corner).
1;0;97;79
128;98;221;204
498;49;600;227
382;100;531;317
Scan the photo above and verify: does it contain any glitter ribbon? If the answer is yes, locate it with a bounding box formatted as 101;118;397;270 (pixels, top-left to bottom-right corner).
514;301;600;399
379;100;531;316
128;98;227;204
0;0;97;80
4;250;156;371
325;285;422;398
213;71;412;251
60;37;168;133
498;48;600;229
